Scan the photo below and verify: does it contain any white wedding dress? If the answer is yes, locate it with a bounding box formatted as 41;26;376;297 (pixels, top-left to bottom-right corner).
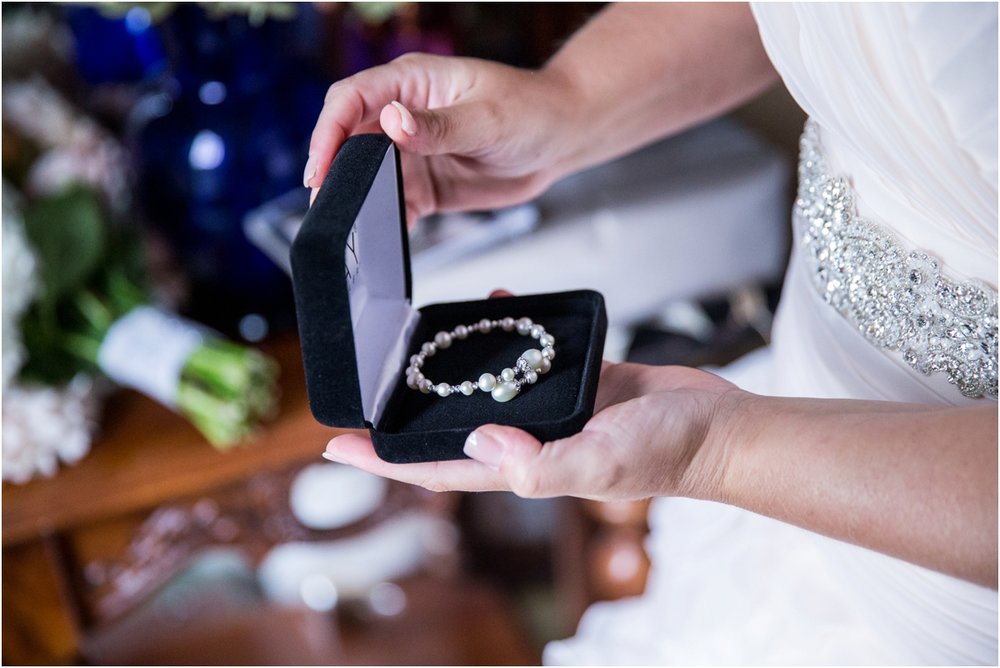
545;4;998;664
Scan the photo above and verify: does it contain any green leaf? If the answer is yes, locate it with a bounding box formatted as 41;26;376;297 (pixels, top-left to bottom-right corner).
22;187;107;317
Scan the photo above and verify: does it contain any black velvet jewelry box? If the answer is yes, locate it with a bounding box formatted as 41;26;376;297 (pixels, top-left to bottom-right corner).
290;134;607;463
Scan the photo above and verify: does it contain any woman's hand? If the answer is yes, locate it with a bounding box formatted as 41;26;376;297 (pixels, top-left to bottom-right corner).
323;361;742;501
304;54;580;225
304;5;778;225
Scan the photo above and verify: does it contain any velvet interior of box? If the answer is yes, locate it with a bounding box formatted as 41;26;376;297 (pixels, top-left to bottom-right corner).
291;134;606;463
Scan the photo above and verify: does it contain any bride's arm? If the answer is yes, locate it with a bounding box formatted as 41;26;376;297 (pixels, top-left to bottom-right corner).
542;2;779;179
706;394;998;588
326;364;997;589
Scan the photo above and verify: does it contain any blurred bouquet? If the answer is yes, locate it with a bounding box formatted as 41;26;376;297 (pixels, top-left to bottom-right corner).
2;77;279;484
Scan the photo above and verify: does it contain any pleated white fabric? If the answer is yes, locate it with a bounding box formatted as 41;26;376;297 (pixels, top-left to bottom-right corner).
545;4;997;664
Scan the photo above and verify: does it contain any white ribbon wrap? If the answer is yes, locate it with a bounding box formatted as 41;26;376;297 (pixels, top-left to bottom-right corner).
97;306;203;407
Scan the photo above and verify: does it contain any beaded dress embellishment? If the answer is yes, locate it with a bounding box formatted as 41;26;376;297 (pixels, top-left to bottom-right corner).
794;120;998;399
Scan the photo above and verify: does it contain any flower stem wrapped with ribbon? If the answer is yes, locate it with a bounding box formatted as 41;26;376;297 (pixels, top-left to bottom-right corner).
17;187;280;449
5;78;280;454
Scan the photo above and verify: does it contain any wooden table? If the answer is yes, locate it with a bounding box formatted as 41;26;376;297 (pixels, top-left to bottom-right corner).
2;334;538;665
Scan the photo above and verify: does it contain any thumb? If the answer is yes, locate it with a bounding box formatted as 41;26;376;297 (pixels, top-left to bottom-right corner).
381;100;491;156
464;424;618;499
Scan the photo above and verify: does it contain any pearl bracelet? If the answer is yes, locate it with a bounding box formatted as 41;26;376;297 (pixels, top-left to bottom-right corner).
405;316;556;402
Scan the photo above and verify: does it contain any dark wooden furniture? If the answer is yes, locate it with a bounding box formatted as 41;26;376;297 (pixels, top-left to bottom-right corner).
2;335;538;665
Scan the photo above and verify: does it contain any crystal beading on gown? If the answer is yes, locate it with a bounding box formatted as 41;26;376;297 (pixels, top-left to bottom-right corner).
545;4;997;664
795;120;997;400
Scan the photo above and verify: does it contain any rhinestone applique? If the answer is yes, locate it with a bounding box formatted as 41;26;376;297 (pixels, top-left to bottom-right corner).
794;120;998;399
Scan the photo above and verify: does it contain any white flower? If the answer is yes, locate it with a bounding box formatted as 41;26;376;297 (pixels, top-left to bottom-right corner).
2;375;100;484
2;76;81;148
2;77;129;209
2;182;39;391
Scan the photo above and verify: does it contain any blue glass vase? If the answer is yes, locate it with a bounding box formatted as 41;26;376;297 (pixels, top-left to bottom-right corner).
132;4;327;340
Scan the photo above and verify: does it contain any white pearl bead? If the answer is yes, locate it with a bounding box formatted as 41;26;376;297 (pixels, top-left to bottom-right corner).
434;331;452;348
516;317;533;335
410;354;421;365
478;318;492;332
407;374;419;389
500;367;515;382
491;381;519;402
421;342;436;356
524;370;538;384
542;346;555;360
478;373;496;391
530;324;544;338
436;383;451;397
539;333;555;347
520;348;544;371
460;381;475;395
538;358;552;374
454;325;469;339
419;379;433;393
501;317;515;331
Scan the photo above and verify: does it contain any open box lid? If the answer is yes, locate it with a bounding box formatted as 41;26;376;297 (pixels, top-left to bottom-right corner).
290;134;419;429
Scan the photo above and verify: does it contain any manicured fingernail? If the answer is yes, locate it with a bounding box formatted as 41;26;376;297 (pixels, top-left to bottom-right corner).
303;154;317;188
463;430;504;470
309;187;319;207
322;450;344;463
390;100;416;136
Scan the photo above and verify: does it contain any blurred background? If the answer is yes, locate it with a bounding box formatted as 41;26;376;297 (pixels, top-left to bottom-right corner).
2;3;805;665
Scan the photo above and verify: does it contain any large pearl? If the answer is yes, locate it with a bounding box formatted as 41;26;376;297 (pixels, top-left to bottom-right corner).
434;331;452;348
478;373;497;391
520;348;544;371
491;381;519;402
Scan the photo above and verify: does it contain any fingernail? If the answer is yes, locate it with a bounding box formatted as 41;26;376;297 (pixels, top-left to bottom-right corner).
463;430;504;470
390;100;416;136
309;187;319;207
303;154;317;188
322;450;344;463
